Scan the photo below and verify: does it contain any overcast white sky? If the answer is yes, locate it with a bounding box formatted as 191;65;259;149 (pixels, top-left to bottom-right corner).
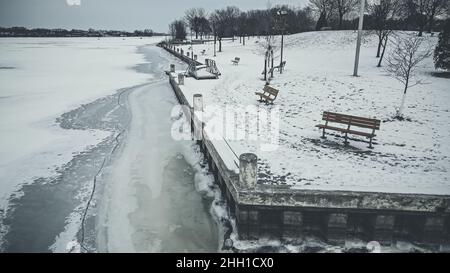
0;0;309;32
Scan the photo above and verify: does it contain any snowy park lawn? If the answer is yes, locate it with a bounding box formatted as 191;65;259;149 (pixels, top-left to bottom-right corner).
171;31;450;195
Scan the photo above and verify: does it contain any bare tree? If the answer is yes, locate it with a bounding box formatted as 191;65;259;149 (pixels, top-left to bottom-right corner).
169;20;187;41
198;17;211;39
402;0;448;36
386;34;432;118
368;0;401;67
424;0;448;33
335;0;358;29
255;35;280;81
256;35;280;56
226;6;241;41
310;0;335;30
185;8;207;40
209;12;223;52
210;7;241;52
237;12;248;45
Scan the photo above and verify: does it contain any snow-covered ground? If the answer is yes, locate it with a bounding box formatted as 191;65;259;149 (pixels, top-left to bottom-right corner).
0;37;162;211
174;31;450;195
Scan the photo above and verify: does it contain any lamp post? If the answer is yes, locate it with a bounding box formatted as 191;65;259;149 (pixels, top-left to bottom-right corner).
353;0;381;76
277;10;288;74
190;30;195;61
214;34;217;57
353;0;366;77
213;22;217;57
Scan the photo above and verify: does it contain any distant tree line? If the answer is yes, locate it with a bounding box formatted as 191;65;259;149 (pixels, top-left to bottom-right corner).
0;27;165;37
169;5;316;43
311;0;448;34
169;1;448;42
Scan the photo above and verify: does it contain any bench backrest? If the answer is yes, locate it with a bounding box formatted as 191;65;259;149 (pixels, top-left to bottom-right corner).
235;57;240;61
322;112;381;130
263;85;279;98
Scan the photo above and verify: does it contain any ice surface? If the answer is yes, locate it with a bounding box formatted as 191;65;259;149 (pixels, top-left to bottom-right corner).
100;81;219;252
0;37;162;210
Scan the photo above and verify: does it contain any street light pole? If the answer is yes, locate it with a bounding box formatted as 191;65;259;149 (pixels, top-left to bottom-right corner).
214;34;217;57
353;0;366;77
280;33;284;74
277;10;288;74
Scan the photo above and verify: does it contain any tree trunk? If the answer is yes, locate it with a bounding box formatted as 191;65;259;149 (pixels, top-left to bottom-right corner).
428;17;435;33
219;37;222;52
213;34;217;56
377;36;388;67
264;57;267;81
376;33;382;58
243;35;246;46
271;53;274;79
398;91;407;118
397;80;409;118
339;13;344;30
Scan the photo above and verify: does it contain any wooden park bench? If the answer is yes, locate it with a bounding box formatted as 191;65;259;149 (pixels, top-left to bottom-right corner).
255;85;279;104
316;112;381;149
231;57;240;65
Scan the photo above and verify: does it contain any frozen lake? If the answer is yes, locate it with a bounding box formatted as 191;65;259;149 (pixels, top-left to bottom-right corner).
0;38;219;252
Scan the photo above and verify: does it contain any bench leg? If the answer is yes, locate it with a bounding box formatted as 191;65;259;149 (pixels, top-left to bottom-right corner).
344;133;349;145
321;129;327;139
368;137;374;149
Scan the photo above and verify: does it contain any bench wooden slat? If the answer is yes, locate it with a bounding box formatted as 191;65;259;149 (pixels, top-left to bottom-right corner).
263;85;279;96
316;111;381;148
323;116;380;127
323;111;380;122
322;112;380;130
316;125;376;138
322;118;381;130
323;112;380;124
255;85;279;104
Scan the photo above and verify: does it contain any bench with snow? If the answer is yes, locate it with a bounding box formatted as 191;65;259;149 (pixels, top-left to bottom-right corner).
269;61;286;73
255;85;279;104
201;49;206;55
231;57;240;65
316;112;381;149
